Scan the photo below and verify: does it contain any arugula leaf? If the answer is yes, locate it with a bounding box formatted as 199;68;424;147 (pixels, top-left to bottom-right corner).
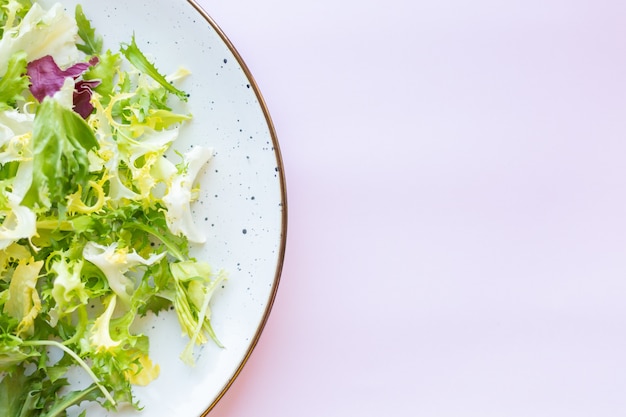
75;4;102;55
21;98;99;208
40;384;101;417
120;34;189;101
0;365;102;417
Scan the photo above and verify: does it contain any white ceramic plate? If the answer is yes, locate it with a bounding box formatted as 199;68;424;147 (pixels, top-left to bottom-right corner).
35;0;287;415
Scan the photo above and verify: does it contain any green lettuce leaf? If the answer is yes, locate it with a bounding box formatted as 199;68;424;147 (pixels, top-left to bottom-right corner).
84;50;120;104
21;98;99;208
0;365;35;417
0;50;28;109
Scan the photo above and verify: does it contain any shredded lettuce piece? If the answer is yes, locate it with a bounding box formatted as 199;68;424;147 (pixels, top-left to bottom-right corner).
169;261;226;365
163;146;213;243
83;241;166;305
0;109;33;164
3;257;43;337
0;191;37;249
48;254;88;324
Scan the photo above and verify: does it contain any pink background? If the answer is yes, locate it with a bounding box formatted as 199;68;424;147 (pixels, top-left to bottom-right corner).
197;0;626;415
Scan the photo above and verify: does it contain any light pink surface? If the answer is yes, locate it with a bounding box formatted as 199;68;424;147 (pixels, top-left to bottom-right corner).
197;1;626;416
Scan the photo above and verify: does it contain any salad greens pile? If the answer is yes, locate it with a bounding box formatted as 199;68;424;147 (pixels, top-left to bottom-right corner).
0;0;225;415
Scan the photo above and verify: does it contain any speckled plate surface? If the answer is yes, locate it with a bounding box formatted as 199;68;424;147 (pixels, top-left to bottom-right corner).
36;0;287;415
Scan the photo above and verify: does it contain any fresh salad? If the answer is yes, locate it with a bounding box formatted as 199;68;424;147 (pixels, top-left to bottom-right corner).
0;0;226;415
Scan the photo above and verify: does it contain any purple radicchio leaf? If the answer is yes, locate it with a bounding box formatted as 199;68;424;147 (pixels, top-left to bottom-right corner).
73;79;101;119
27;55;100;118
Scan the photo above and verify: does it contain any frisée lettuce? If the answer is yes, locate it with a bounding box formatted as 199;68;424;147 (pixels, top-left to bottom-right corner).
0;0;226;415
